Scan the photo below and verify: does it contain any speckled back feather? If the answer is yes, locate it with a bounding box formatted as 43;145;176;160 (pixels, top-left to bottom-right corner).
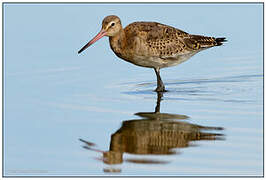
124;22;225;59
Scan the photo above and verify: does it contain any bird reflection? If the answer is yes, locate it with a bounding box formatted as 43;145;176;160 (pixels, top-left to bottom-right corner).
80;92;224;171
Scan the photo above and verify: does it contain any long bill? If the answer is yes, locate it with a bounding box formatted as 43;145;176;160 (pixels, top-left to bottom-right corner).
78;29;107;54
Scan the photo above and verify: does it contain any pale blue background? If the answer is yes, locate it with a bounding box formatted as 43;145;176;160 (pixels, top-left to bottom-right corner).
4;3;263;176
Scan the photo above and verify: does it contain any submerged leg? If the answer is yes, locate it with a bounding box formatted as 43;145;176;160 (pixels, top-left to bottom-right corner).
154;68;166;92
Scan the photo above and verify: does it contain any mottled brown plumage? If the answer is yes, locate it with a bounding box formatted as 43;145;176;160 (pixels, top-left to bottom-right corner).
78;15;226;92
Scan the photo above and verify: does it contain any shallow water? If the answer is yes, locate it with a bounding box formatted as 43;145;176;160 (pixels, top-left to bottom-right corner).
3;3;263;176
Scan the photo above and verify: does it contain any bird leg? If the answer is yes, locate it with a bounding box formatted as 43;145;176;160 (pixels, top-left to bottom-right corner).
155;91;163;113
154;68;166;92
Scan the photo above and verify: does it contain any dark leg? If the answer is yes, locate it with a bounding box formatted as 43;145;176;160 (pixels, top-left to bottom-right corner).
154;68;166;92
155;91;163;113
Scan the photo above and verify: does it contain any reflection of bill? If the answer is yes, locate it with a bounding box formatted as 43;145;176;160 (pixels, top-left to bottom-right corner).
80;92;224;171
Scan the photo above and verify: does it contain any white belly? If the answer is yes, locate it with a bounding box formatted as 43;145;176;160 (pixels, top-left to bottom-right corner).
121;52;197;69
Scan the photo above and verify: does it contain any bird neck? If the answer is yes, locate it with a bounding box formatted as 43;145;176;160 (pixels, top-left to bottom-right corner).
109;29;126;55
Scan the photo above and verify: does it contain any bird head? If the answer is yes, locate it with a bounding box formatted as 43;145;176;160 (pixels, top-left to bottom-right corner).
78;15;122;54
101;15;122;37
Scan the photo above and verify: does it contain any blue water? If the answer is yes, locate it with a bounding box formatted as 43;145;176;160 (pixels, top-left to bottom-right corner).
3;3;263;176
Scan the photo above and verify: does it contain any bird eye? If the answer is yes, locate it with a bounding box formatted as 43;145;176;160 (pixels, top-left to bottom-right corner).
111;22;115;26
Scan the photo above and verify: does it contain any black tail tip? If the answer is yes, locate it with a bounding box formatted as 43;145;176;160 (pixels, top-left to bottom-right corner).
215;37;227;46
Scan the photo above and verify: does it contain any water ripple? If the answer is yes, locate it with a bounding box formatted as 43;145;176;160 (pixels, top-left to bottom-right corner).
121;74;262;104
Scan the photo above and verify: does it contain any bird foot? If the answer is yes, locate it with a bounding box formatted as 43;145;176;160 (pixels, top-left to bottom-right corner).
155;86;167;92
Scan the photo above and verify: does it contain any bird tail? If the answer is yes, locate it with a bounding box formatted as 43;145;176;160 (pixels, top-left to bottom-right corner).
215;37;227;46
186;35;227;49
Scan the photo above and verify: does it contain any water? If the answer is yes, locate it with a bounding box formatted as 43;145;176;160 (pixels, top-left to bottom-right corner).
3;3;263;176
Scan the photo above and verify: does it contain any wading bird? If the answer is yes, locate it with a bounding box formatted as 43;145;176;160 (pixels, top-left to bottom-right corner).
78;15;226;92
